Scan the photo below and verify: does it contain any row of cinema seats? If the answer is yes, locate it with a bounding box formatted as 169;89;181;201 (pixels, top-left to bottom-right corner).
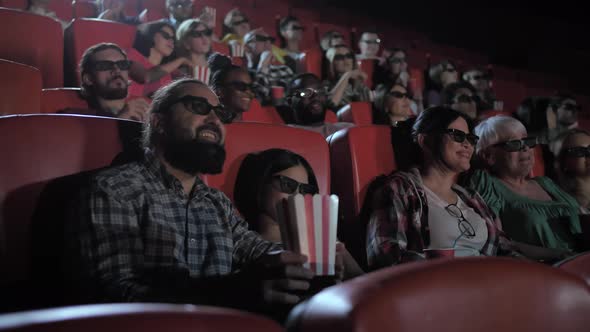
0;112;551;309
2;5;587;116
0;257;589;331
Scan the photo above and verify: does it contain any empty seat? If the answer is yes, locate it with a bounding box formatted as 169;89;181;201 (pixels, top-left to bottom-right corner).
327;125;395;266
41;88;88;113
556;251;590;285
0;8;64;87
337;101;372;125
242;99;285;124
0;59;42;115
0;114;142;291
203;122;330;201
0;303;283;332
64;18;137;86
287;258;590;332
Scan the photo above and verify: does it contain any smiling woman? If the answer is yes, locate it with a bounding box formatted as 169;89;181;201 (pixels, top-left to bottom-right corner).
469;116;583;261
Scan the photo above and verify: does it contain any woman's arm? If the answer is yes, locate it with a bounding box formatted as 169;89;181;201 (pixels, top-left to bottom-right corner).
129;57;193;84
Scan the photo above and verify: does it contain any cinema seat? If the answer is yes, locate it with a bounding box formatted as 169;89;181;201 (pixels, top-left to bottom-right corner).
327;125;395;267
531;145;545;177
41;88;89;114
0;114;142;303
0;59;42;115
337;101;373;125
300;48;323;78
242;99;285;124
0;8;64;88
0;303;283;332
64;18;137;86
555;251;590;286
287;258;590;332
72;0;98;18
491;78;526;112
357;59;374;89
203;122;330;201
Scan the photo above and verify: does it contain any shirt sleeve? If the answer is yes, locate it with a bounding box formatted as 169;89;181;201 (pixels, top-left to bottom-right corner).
366;177;416;269
468;170;504;217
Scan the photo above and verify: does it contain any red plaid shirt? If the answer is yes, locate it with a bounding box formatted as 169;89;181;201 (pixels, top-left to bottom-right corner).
366;168;508;270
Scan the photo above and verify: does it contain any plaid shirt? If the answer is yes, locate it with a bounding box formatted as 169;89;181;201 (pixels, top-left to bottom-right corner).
251;65;295;104
66;151;278;302
366;168;507;270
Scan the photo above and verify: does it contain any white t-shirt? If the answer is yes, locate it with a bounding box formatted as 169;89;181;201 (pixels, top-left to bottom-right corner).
424;186;488;257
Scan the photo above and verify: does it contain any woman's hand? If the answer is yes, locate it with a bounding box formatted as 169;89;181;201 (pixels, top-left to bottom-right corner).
348;69;368;82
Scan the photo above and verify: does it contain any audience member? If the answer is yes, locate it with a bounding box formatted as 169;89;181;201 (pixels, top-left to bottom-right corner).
441;81;478;120
209;53;255;121
373;48;407;86
234;148;364;280
175;18;213;78
97;0;143;25
76;43;150;121
221;8;251;44
64;78;314;316
26;0;68;28
356;30;381;61
426;60;458;107
128;20;192;98
463;68;496;111
320;30;345;52
470;116;582;260
277;16;305;72
280;73;353;137
164;0;193;28
556;129;590;212
325;45;372;110
372;83;413;126
366;107;512;270
548;93;581;154
244;28;295;105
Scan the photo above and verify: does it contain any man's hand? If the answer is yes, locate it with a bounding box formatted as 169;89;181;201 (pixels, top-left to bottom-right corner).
119;98;150;122
255;250;314;305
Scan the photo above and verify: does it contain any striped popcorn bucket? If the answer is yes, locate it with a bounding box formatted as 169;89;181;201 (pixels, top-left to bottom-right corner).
194;66;211;85
276;194;339;276
230;42;245;57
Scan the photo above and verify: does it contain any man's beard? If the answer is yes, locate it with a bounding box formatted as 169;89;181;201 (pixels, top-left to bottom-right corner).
161;124;226;175
297;100;326;125
95;76;129;100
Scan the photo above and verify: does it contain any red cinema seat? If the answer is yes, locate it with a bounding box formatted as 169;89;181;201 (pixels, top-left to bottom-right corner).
0;0;26;9
0;303;283;332
41;88;89;113
324;111;338;123
556;251;590;286
64;18;137;86
300;48;323;78
0;8;64;88
327;125;395;266
73;0;98;18
242;99;285;124
203;123;330;201
0;115;142;292
491;78;526;112
212;41;230;56
47;0;74;21
357;59;374;89
0;59;42;115
531;145;545;177
337;101;373;125
287;258;590;332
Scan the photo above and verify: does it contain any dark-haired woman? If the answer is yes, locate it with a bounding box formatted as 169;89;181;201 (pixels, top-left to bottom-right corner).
234;148;364;280
366;107;511;269
208;53;255;121
325;45;372;110
127;20;193;98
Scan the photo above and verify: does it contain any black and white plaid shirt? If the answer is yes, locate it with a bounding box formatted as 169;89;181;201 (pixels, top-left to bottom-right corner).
251;65;295;104
66;151;278;302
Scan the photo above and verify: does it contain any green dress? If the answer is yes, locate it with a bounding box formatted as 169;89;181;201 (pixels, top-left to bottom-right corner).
469;170;582;251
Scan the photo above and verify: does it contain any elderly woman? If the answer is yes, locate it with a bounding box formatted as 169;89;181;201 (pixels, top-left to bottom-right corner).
325;45;372;111
366;107;513;270
556;129;590;212
469;116;582;259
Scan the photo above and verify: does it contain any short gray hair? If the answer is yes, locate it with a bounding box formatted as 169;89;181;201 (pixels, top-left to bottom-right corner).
474;116;527;155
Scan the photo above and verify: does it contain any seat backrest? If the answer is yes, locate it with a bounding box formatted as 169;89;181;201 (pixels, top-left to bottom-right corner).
73;0;98;18
0;114;142;285
531;145;545;177
203;122;330;201
242;99;285;124
324;111;338;123
491;78;526;112
337;101;373;125
0;59;42;115
0;8;64;87
357;59;374;89
64;18;137;86
41;88;89;113
288;258;590;332
300;48;323;78
556;251;590;285
0;303;283;332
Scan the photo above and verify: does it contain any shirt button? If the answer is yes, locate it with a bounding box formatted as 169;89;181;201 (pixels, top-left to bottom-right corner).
190;238;196;244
